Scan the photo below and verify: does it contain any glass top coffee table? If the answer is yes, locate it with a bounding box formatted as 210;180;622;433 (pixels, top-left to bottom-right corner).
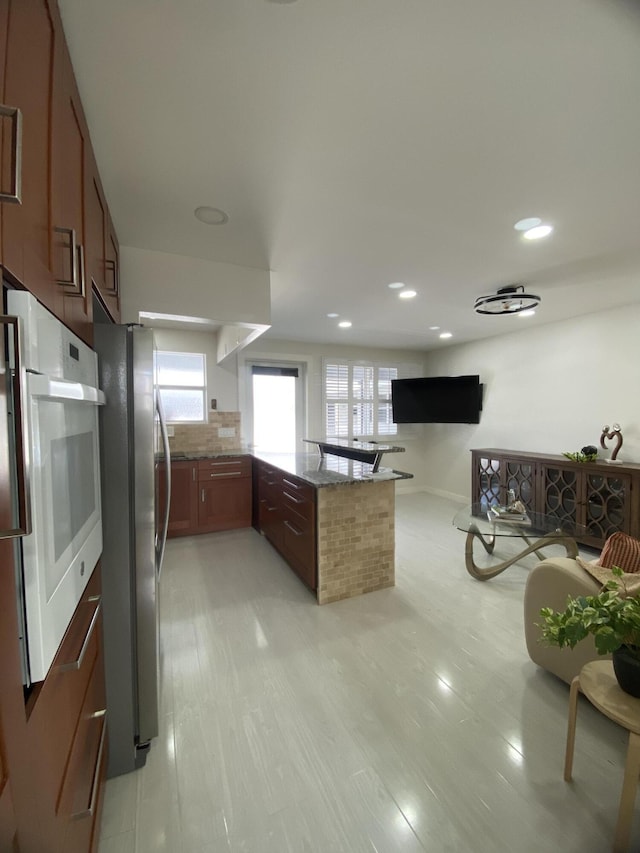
453;503;587;581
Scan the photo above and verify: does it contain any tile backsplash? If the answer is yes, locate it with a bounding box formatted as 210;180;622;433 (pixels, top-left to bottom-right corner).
168;411;242;454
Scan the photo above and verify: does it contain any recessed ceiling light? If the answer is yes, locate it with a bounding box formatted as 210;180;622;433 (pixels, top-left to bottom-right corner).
388;282;405;289
514;217;542;231
519;309;536;318
194;206;229;225
523;224;553;240
439;332;452;339
429;326;440;331
338;320;352;328
327;313;339;318
398;289;417;299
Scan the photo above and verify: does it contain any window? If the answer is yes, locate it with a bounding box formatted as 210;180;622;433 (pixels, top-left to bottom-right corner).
155;351;206;422
324;361;398;440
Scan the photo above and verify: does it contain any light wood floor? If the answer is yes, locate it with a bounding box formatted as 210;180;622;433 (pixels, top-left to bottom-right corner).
98;492;639;852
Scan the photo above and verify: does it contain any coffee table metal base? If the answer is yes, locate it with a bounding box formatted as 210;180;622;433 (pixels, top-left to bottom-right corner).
464;524;579;581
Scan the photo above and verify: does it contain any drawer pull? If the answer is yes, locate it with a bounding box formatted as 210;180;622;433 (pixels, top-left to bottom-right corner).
282;477;303;491
206;460;243;467
283;490;304;505
71;712;107;821
208;471;242;478
284;520;303;536
0;105;22;204
58;599;101;673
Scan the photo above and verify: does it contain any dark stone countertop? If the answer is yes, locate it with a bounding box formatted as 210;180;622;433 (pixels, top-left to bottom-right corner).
158;448;412;487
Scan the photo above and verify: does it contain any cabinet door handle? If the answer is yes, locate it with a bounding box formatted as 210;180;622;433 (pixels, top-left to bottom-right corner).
76;243;86;297
209;471;241;478
201;489;205;502
0;316;31;538
284;519;303;536
54;226;78;288
105;258;119;296
57;599;101;672
70;712;107;821
0;105;22;204
192;467;196;481
283;490;304;505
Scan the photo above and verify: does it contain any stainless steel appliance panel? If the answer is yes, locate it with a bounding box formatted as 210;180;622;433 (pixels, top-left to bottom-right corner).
95;323;165;777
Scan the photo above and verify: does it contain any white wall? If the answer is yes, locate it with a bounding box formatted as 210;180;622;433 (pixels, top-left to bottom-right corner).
152;328;239;413
421;303;640;501
239;338;429;490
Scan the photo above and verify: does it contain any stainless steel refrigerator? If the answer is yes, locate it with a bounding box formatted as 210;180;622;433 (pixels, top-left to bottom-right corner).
94;323;171;778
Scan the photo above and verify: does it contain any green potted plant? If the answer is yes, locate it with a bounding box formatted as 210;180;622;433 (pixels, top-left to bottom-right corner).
538;568;640;696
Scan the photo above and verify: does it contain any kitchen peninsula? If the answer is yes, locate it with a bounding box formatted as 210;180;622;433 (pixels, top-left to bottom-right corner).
255;439;412;604
163;439;412;605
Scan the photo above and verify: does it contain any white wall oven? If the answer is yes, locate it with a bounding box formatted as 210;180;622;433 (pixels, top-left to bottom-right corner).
5;290;104;684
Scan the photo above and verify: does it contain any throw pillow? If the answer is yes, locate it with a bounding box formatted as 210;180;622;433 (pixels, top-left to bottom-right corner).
598;531;640;574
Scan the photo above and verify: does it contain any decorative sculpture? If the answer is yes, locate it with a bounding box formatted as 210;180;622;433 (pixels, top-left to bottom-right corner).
600;423;623;464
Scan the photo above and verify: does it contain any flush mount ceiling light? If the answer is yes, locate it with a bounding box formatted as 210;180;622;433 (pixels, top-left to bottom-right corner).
388;282;405;289
474;284;541;315
429;325;440;331
338;320;352;328
399;289;417;299
194;206;228;225
519;309;536;318
439;332;452;339
522;224;553;240
326;312;339;318
514;217;542;231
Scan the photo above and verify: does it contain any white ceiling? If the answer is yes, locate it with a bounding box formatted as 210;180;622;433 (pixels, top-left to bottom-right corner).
58;0;640;350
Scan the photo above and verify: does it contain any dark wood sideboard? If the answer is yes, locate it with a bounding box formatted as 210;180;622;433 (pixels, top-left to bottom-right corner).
471;448;640;550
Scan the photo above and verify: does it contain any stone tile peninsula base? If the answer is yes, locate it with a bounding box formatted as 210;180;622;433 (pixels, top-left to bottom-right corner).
317;480;395;604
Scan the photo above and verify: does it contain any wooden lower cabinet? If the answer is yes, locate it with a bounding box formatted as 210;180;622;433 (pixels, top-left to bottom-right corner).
472;448;640;549
160;460;199;536
0;552;106;852
163;456;252;537
256;460;317;590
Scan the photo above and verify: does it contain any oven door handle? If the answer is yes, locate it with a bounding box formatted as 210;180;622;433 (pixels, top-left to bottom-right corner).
27;373;106;405
0;315;31;538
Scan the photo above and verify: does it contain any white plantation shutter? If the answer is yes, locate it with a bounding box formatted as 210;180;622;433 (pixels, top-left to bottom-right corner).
323;361;400;439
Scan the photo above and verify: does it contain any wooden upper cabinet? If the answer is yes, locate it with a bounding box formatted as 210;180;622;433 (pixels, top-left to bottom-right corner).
84;153;107;300
51;38;93;344
99;214;121;323
2;0;62;318
0;0;9;267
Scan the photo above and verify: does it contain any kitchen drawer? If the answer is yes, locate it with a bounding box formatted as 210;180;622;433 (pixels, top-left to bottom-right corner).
281;482;315;522
57;651;107;853
29;565;102;793
198;456;251;480
281;475;315;504
281;505;317;590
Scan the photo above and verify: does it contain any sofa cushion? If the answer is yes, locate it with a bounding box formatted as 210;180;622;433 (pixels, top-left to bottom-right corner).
597;531;640;574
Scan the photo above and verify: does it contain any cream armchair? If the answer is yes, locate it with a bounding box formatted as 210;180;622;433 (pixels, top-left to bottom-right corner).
523;556;607;684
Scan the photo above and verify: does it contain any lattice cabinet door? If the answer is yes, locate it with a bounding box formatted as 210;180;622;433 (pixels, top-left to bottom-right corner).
540;465;582;529
504;459;536;511
585;471;632;545
474;454;503;510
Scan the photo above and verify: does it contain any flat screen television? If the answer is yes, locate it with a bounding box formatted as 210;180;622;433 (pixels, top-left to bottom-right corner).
391;375;483;424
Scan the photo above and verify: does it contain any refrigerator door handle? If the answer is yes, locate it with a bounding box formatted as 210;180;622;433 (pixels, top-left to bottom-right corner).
156;393;171;578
